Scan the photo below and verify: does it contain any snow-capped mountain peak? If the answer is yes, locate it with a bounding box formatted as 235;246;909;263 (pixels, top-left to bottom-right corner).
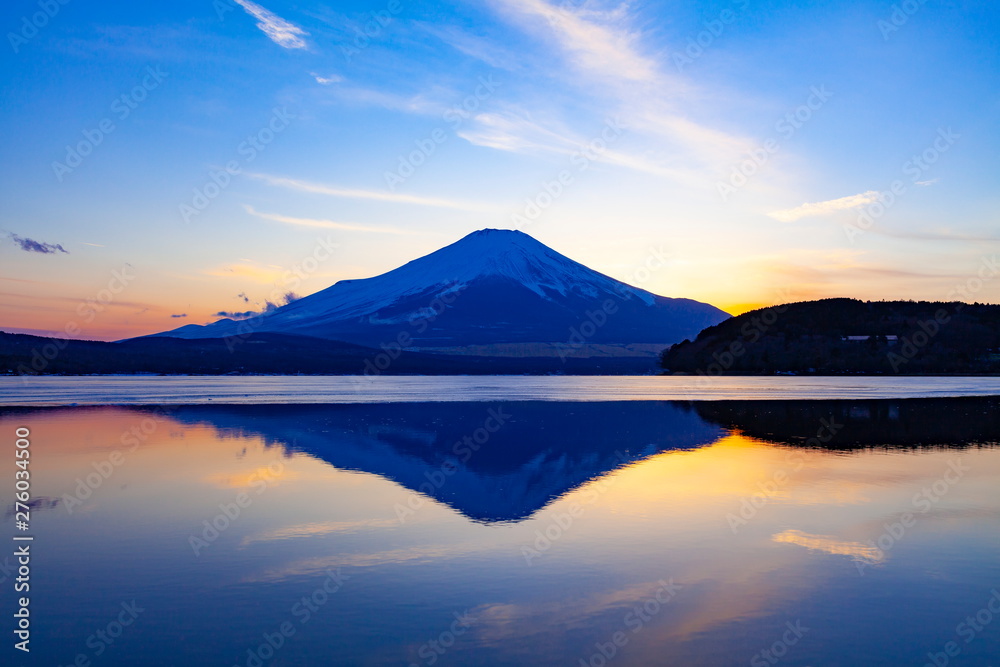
363;228;651;302
147;228;728;348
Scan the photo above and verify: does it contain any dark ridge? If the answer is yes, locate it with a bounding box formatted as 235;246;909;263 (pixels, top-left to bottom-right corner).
661;298;1000;375
0;331;657;375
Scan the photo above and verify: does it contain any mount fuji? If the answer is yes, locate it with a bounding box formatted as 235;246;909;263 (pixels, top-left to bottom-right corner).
149;229;729;356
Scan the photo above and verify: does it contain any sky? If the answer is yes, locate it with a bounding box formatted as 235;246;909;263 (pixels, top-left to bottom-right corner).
0;0;998;340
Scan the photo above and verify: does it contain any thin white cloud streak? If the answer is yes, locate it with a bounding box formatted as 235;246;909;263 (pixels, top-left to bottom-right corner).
457;111;581;154
494;0;658;83
246;173;495;212
457;110;705;185
767;191;881;223
628;108;753;166
873;228;1000;243
421;23;520;71
481;0;753;181
311;72;343;85
324;85;448;116
597;146;701;183
233;0;309;49
243;205;416;235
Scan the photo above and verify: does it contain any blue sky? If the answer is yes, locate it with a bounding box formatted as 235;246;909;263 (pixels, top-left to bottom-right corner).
1;0;998;339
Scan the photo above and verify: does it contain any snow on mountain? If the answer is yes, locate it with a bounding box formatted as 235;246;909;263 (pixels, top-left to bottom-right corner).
146;229;729;348
271;229;654;326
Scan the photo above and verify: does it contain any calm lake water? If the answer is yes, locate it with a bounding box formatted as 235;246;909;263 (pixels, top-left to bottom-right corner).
2;379;1000;666
4;375;1000;405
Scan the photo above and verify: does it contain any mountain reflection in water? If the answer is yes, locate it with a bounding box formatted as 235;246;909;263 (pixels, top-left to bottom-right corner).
153;398;1000;523
3;397;999;666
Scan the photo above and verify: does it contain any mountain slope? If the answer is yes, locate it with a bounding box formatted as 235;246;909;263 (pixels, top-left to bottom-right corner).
147;229;729;348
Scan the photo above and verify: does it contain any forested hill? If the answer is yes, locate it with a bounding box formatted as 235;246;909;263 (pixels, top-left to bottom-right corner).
660;299;1000;375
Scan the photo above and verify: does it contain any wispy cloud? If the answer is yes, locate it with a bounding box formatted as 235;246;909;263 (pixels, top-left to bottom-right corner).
311;72;342;85
479;0;751;181
232;0;309;49
170;313;188;318
872;228;1000;243
243;205;416;235
457;110;580;154
318;83;450;116
720;249;974;309
457;109;711;186
421;23;520;71
5;233;69;254
0;276;49;284
215;309;258;319
213;291;298;320
247;173;494;211
492;0;657;83
767;191;880;223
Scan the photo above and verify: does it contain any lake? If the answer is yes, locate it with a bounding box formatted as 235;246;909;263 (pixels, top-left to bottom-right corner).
4;375;1000;405
2;377;999;666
